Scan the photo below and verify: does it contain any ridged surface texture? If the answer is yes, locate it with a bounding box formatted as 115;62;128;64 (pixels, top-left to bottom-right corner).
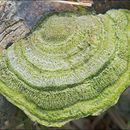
0;9;129;127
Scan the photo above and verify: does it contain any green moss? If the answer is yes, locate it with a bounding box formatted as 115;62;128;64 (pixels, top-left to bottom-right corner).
0;9;129;127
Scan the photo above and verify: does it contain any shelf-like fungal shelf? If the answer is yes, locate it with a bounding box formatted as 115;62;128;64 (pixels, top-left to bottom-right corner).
0;9;129;127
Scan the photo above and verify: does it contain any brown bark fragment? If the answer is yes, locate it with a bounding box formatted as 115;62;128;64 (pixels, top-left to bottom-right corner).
0;1;30;49
0;0;6;13
0;19;30;48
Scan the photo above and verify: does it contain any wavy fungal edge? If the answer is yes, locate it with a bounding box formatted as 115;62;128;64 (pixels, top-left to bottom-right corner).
0;71;129;127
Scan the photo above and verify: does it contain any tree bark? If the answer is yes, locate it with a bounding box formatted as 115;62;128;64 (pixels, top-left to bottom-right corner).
0;1;30;49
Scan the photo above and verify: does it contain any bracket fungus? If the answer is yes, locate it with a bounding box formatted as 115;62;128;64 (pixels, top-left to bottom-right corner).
0;9;129;127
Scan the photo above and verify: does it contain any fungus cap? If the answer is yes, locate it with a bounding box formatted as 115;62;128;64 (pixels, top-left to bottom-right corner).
0;9;129;127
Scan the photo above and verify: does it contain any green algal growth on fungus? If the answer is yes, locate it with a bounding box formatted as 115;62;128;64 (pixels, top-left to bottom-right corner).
0;9;129;127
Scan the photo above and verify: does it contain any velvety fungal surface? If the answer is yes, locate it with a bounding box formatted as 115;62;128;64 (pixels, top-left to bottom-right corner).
0;9;129;127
